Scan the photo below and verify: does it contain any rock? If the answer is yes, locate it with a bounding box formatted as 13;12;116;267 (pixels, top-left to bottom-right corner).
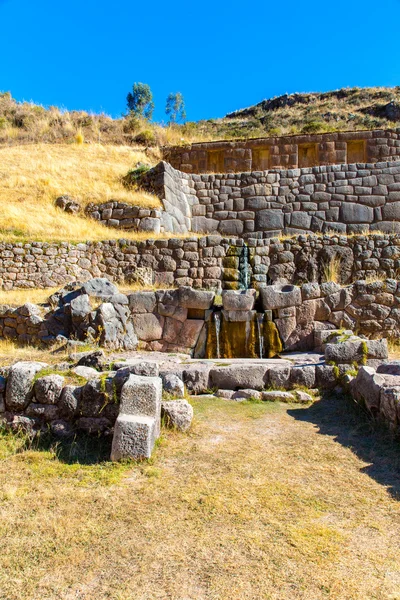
377;361;400;376
379;387;400;430
128;292;157;314
325;338;388;364
222;289;256;311
34;374;65;405
132;313;163;341
315;364;337;389
75;417;112;434
179;287;214;309
55;195;81;213
80;377;114;417
260;283;302;310
351;366;385;414
182;365;211;394
216;389;236;399
290;365;316;388
58;385;82;418
72;366;100;380
262;391;296;402
161;399;193;431
295;390;313;403
81;278;119;298
162;373;185;396
5;361;48;412
7;415;37;435
75;350;105;370
268;366;291;389
119;374;162;421
111;414;158;460
25;403;59;421
231;389;262;400
50;419;73;438
209;364;269;391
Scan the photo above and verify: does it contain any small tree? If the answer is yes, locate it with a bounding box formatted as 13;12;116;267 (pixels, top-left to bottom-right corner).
127;83;154;120
165;92;186;124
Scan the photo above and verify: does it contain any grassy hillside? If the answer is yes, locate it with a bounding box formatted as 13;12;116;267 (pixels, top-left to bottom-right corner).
210;86;400;139
2;87;400;150
0;143;162;242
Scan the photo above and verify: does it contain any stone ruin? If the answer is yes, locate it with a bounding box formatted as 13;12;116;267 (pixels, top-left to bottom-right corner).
4;128;400;459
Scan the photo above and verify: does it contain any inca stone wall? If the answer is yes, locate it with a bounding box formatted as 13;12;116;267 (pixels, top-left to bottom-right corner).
142;160;400;237
85;202;163;234
163;128;400;173
1;233;400;291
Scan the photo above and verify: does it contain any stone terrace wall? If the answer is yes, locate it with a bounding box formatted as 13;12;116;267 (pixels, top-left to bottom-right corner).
1;233;400;291
163;128;400;173
144;160;400;237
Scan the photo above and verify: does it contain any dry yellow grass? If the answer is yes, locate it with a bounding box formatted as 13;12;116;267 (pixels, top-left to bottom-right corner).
0;394;399;599
0;143;165;242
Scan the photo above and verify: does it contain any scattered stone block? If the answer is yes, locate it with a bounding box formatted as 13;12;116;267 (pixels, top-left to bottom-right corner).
161;399;193;431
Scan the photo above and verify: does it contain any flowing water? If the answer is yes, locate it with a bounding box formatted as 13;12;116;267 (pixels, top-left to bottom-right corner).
256;313;265;359
239;245;250;290
214;312;221;359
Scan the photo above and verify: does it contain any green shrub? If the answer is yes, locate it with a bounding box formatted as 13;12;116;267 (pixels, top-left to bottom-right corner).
302;120;325;133
134;129;156;146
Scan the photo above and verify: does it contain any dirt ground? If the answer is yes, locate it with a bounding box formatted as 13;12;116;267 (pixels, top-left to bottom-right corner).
1;393;400;600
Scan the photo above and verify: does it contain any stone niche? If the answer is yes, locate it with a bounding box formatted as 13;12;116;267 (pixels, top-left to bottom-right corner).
252;147;270;170
347;140;366;163
207;150;225;173
298;143;318;168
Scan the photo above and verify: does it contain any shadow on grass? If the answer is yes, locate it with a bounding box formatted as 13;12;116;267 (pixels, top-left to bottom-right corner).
288;392;400;500
32;431;113;465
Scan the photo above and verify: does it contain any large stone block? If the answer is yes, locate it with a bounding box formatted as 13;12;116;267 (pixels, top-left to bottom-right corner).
209;365;269;391
120;374;162;421
161;399;193;431
111;414;157;460
179;287;214;309
132;313;164;341
255;210;284;231
339;203;374;223
260;284;302;310
5;361;48;412
221;289;256;311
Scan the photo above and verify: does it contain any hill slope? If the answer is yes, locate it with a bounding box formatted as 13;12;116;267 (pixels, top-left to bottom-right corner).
201;86;400;140
2;87;400;148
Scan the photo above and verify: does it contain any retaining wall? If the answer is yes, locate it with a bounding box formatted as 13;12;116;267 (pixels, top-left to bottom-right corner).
142;160;400;237
1;233;400;291
163;128;400;173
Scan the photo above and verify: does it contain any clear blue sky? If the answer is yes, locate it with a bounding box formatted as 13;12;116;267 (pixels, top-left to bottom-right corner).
1;0;400;123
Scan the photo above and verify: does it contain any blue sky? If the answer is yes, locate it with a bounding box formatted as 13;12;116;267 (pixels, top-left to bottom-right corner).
1;0;400;123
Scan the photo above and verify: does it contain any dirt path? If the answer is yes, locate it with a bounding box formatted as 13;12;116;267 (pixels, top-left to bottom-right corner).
1;394;400;599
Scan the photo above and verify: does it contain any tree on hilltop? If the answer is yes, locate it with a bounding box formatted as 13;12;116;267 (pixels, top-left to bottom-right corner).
165;92;186;124
127;83;154;120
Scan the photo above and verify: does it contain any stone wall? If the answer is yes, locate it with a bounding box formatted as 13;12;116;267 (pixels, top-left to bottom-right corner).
142;160;400;237
85;202;163;234
2;280;400;353
1;233;400;291
163;128;400;173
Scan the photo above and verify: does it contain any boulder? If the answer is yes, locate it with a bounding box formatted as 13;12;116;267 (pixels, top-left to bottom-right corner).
182;365;211;394
119;374;162;437
231;389;262;400
34;374;65;405
268;366;291;390
72;366;100;380
128;292;157;314
5;361;48;412
75;350;105;370
162;373;185;397
58;385;82;418
161;399;193;431
81;278;119;298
